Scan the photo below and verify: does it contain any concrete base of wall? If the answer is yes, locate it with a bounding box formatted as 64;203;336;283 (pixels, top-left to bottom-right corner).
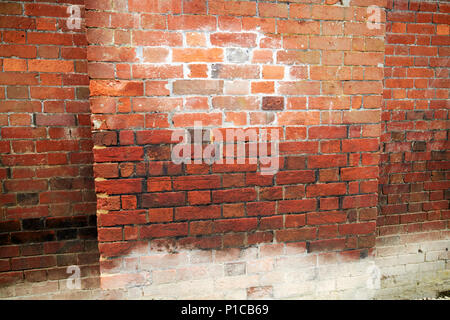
2;236;448;300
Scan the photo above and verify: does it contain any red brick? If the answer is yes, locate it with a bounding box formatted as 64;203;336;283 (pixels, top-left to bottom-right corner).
142;192;186;208
90;80;143;97
276;170;315;185
168;15;216;31
309;239;346;252
99;211;147;227
172;48;223;62
94;147;143;162
96;179;143;195
342;194;378;209
214;218;257;233
209;1;256;16
277;20;320;35
342;139;379;152
275;228;316;242
212;188;256;203
341;167;379;181
339;222;376;235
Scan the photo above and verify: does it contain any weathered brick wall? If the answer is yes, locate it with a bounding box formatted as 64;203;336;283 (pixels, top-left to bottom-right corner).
86;0;387;296
0;1;99;298
374;0;449;298
0;0;448;300
380;0;449;241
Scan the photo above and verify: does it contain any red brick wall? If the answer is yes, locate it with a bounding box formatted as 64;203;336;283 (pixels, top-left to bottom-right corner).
379;0;449;245
0;0;448;299
0;1;99;292
87;0;385;271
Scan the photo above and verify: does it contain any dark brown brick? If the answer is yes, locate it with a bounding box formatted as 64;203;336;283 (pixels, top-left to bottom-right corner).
262;96;284;110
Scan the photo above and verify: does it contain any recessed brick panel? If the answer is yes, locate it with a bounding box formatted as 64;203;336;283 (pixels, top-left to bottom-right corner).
262;96;284;111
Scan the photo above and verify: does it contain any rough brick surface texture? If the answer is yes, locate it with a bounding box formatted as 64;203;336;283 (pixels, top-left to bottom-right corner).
89;0;384;263
0;0;448;299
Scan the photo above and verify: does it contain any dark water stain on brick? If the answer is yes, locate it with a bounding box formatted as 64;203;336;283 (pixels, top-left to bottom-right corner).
22;218;45;230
